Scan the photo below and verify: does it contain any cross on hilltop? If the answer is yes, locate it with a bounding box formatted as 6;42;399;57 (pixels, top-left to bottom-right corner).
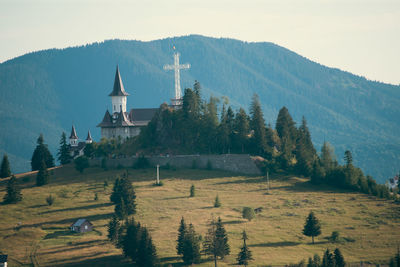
163;47;190;107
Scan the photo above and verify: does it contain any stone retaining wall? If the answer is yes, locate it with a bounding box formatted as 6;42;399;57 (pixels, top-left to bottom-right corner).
89;154;261;175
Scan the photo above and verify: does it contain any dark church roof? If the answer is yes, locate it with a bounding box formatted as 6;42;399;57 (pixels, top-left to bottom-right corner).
115;110;134;127
109;65;129;96
129;108;158;122
97;110;113;127
70;125;78;139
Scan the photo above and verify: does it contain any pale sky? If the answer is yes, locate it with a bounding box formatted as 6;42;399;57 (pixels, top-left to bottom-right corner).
1;0;399;85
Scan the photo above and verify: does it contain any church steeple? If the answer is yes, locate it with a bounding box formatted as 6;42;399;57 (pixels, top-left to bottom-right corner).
70;125;78;147
109;65;129;114
85;130;93;144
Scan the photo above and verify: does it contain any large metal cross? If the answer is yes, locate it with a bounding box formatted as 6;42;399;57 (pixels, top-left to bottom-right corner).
163;50;190;106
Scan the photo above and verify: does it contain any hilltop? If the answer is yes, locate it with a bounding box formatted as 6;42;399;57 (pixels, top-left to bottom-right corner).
0;165;399;266
0;35;399;181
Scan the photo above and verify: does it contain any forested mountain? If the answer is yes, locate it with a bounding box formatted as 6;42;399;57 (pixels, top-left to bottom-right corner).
0;35;399;182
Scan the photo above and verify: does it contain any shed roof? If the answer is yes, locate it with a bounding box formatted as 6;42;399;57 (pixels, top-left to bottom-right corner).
72;219;92;227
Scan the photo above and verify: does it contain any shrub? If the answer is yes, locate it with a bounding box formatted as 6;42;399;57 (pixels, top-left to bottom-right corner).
94;193;98;201
46;195;55;206
190;184;195;197
329;231;341;243
242;207;256;221
74;156;89;173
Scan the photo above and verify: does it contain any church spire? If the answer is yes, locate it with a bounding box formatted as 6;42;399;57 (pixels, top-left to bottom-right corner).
69;125;78;147
85;130;93;144
109;65;129;96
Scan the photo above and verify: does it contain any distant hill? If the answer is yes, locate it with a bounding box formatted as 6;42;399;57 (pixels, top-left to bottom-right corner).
0;35;399;182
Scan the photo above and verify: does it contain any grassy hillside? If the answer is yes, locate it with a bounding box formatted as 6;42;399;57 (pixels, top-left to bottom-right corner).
0;166;399;266
0;35;399;182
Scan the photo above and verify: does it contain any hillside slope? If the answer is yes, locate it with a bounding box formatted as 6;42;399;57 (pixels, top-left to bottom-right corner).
0;35;399;182
0;166;399;266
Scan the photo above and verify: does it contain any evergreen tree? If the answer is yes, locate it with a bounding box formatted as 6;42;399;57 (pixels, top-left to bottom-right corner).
36;159;49;186
122;219;141;261
249;94;268;155
307;254;321;267
303;211;321;244
3;175;22;204
334;248;345;267
237;230;253;266
137;227;158;267
234;107;250;153
214;194;221;207
176;217;187;255
107;215;120;244
31;134;55;171
110;176;136;217
182;223;201;265
0;154;11;178
57;132;71;165
295;117;316;176
190;184;196;197
320;141;336;171
83;142;95;158
115;197;128;220
322;249;335;267
276;107;297;168
344;150;353;166
203;217;230;267
311;160;326;185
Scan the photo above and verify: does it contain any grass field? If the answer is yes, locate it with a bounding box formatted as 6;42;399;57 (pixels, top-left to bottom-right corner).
0;165;399;266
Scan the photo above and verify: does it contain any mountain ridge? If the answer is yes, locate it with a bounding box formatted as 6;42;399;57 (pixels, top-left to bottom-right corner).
0;35;399;182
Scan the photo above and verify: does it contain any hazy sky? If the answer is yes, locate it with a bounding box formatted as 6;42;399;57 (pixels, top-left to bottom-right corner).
1;0;399;84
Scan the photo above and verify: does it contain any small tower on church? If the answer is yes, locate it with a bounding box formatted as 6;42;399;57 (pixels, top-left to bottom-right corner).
85;130;93;144
109;65;129;114
70;125;78;147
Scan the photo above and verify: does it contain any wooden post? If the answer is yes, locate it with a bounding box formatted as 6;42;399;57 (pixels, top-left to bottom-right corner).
156;164;160;185
267;171;270;193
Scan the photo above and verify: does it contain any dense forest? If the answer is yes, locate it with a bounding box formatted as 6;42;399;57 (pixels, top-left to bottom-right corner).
0;35;399;181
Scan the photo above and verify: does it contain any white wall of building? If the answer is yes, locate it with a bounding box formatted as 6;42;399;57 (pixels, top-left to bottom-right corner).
111;96;127;113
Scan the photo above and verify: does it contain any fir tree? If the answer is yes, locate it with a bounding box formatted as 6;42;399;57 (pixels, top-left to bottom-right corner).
203;217;230;267
237;230;253;266
182;223;201;265
115;197;127;220
122;219;141;260
311;160;326;185
107;215;120;244
303;211;321;244
31;134;55;171
3;175;22;204
176;217;187;255
0;154;11;178
344;150;353;166
276;107;297;168
322;249;335;267
190;184;195;197
234;107;250;153
57;132;71;165
249;94;267;155
334;248;345;267
214;194;221;207
36;159;49;186
320;141;336;171
110;176;136;217
137;227;158;267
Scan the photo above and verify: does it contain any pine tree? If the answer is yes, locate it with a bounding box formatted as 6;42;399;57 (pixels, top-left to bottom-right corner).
234;107;250;153
57;132;71;165
276;107;297;168
334;248;345;267
204;217;230;267
122;219;141;260
36;159;49;186
295;117;316;176
176;217;187;255
321;141;336;171
0;154;11;178
107;215;120;244
137;227;158;267
115;197;127;220
237;230;253;266
110;176;136;217
344;150;353;166
3;175;22;204
182;223;201;265
214;194;221;207
31;134;55;171
249;94;267;155
303;211;321;244
190;184;195;197
322;249;335;267
311;160;326;185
